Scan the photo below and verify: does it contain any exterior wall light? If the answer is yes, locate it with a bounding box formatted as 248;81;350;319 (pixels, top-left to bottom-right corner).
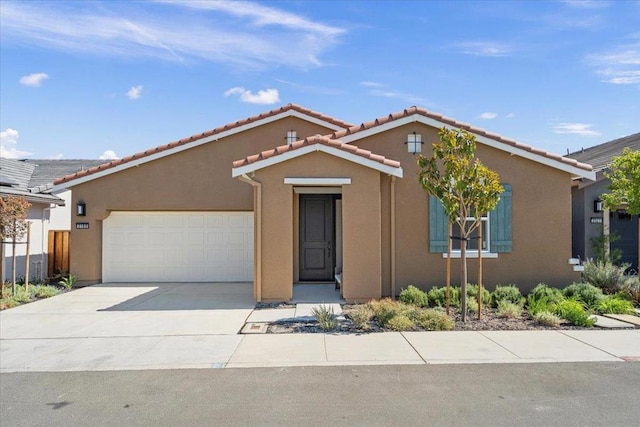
76;201;86;216
285;130;297;145
593;198;603;213
405;132;423;154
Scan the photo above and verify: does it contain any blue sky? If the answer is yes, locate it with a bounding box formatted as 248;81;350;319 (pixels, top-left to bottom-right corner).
1;0;638;161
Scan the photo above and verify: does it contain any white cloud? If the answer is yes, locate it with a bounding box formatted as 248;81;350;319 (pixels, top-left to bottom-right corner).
506;113;515;118
359;82;430;106
126;85;143;100
19;72;49;87
1;128;32;158
562;0;610;9
553;123;601;137
586;41;640;85
49;153;64;160
360;81;384;88
99;150;119;160
224;87;280;104
454;42;511;57
0;1;345;69
479;112;497;120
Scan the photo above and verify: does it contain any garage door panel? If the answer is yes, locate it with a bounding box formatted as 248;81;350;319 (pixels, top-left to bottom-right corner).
103;212;253;282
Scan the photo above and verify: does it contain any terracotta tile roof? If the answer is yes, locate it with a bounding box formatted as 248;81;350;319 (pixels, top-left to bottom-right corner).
53;104;354;185
232;134;401;169
329;106;594;173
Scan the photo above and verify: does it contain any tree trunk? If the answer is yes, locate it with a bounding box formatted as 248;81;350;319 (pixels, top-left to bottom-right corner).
461;237;468;322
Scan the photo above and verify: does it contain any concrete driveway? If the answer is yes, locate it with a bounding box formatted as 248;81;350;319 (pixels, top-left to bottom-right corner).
0;283;255;372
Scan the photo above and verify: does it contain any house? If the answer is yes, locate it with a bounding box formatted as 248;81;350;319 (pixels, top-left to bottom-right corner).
51;104;595;302
0;158;103;282
567;133;640;271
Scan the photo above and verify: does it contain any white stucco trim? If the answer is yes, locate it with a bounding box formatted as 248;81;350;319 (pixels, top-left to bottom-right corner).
339;115;596;180
232;144;403;178
442;252;499;259
284;178;351;185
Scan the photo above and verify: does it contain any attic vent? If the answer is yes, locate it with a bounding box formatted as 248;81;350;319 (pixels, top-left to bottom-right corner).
286;130;297;145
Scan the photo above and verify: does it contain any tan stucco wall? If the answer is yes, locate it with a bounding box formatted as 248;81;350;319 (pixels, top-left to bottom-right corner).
354;123;579;295
254;151;382;302
68;117;335;283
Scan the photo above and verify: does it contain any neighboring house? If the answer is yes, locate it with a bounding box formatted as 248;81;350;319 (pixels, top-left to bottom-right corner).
51;104;595;302
567;133;640;271
0;158;104;282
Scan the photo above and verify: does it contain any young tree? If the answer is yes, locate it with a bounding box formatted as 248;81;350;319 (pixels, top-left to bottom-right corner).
418;128;503;321
0;195;31;295
601;147;640;215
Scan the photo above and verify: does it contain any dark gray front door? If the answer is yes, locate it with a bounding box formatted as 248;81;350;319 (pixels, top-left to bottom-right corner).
610;211;639;271
299;194;334;281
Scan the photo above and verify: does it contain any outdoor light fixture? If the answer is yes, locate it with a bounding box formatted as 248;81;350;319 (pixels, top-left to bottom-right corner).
76;201;86;216
285;130;297;145
405;132;423;154
593;198;603;213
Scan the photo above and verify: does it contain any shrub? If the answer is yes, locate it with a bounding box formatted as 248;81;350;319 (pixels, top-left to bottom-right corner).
311;305;338;331
367;299;410;327
554;299;595;327
412;309;454;331
31;285;60;299
347;305;374;330
533;311;562;327
427;286;461;308
466;284;491;306
596;296;636;315
467;298;479;314
399;285;428;307
581;260;632;292
527;297;558;316
12;286;32;304
58;274;77;290
492;285;524;307
497;301;523;318
385;314;415;331
0;297;18;310
562;283;604;309
620;276;640;306
527;283;564;305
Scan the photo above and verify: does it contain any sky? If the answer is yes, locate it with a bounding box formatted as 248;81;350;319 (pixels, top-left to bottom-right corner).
0;0;639;161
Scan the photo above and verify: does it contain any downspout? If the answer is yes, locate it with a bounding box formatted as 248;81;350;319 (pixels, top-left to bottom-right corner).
239;173;262;302
390;176;396;299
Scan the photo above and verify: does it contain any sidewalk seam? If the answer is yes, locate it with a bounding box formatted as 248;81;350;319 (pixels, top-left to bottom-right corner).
223;335;246;368
399;332;427;365
557;331;624;360
477;331;523;360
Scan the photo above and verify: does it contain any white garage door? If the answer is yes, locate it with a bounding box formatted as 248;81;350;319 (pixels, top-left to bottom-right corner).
103;212;253;282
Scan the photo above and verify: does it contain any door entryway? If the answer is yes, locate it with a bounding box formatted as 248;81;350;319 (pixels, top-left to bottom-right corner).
299;194;334;281
610;211;639;271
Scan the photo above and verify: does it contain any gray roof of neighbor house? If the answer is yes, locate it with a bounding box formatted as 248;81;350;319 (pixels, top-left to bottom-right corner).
567;132;640;172
0;158;64;204
22;159;105;190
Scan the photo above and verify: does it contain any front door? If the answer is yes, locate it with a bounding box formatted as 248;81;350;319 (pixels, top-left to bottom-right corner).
610;211;639;271
299;194;334;281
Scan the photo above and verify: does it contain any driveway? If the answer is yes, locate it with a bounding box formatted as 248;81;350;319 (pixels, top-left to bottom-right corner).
0;282;255;372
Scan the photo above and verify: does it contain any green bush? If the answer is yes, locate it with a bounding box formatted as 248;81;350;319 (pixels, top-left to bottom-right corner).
367;299;411;327
492;285;524;307
0;297;18;310
399;285;428;308
527;297;558;316
311;305;338;331
385;314;415;331
497;301;523;318
427;286;461;308
412;309;454;331
562;283;604;309
533;311;562;327
58;274;77;290
467;298;479;314
12;286;32;304
554;299;595;327
527;283;564;305
347;305;374;329
466;284;491;306
581;260;633;292
596;296;636;315
31;285;60;299
620;276;640;306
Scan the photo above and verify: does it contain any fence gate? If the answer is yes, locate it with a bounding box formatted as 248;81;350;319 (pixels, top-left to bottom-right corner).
48;230;69;278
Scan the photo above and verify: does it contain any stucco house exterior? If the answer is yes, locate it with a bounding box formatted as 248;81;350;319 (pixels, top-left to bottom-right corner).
567;133;640;271
51;105;595;302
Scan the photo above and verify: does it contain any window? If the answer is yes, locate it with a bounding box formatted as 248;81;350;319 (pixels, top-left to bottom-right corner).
451;215;489;251
286;130;297;145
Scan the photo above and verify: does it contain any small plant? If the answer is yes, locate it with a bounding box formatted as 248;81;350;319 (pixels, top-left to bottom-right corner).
581;260;632;293
12;286;32;304
554;299;595;327
596;296;636;315
527;283;564;305
527;296;558;316
58;274;77;290
466;284;491;306
621;276;640;306
492;285;524;307
533;311;562;327
467;298;479;314
0;297;18;310
347;304;374;330
367;299;411;327
31;285;60;299
497;301;523;319
399;285;428;307
385;314;415;331
562;283;604;309
311;305;338;331
427;286;461;308
412;309;454;331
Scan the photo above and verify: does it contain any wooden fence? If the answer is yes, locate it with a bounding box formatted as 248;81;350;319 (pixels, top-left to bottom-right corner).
47;230;69;278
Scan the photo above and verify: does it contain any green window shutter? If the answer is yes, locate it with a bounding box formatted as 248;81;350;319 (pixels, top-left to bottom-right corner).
429;195;448;253
490;184;512;253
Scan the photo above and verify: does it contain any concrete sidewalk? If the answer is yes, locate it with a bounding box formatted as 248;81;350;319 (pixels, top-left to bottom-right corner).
2;329;638;372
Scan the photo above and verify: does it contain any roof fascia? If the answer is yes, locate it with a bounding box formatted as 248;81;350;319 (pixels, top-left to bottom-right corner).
339;114;596;181
232;144;403;178
51;110;347;192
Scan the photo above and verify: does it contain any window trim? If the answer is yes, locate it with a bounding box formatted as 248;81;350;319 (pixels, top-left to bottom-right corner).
445;214;498;258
